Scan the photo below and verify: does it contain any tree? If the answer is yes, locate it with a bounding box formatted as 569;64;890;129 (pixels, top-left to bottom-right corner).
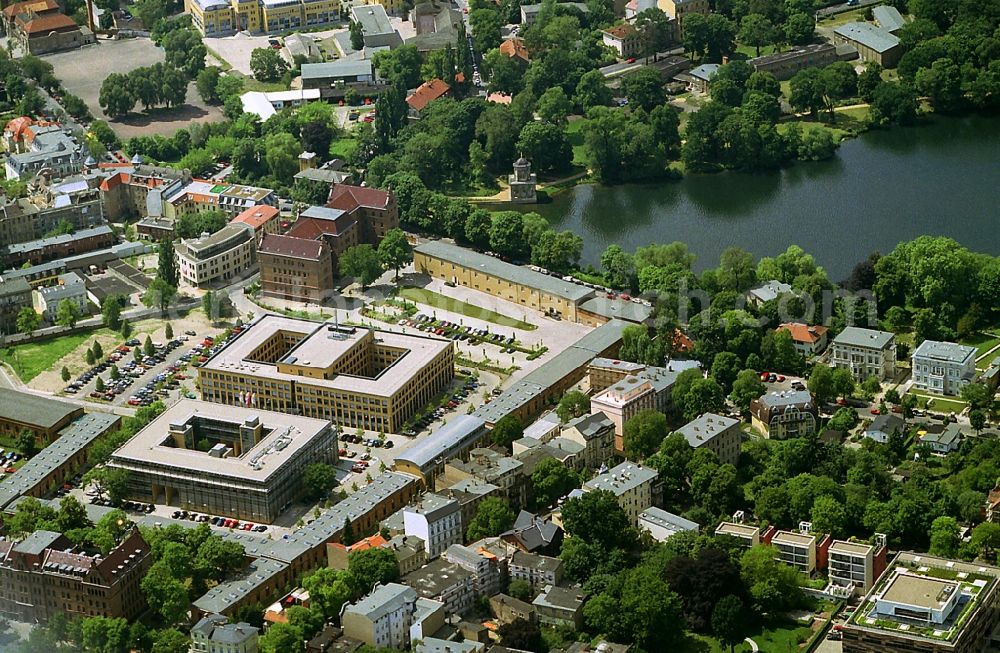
144;335;155;357
623;409;668;459
832;367;856;399
165;322;173;340
712;595;747;653
196;66;222;103
584;565;684;650
373;46;423;89
302;568;354;619
531;230;583;274
466;497;516;541
489;211;529;260
339;244;382;288
916;58;964;113
622;66;665;112
971;522;1000;559
575;69;612;111
86;348;96;366
469;8;502;51
16;428;37;458
961;383;992;411
789;68;824;117
84;466;131;505
151;629;191;653
929;516;961;557
784;11;815;44
730;369;765;412
492;414;524;449
810;495;847;536
869;81;919;126
55;299;81;328
561;489;634;551
303;463;336;500
16;306;40;334
376;228;412;282
508;579;533;602
808;365;836;404
515;121;572;174
349;18;365;50
531;457;579;508
740;544;805;613
102;295;123;329
556;390;590;422
498;618;544;652
81;617;130;653
250;48;288;82
99;73;135;118
61;366;70;382
348;547;400;592
636;7;672;60
857;63;883;102
259;622;304;653
96;376;106;393
971;409;987;434
739;13;774;57
92;339;104;360
141;562;190;624
537;86;572;126
680;377;726;421
143;278;177;316
710;351;742;392
828;407;858;433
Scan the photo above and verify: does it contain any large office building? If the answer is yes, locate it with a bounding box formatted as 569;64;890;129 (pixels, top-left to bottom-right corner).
185;0;339;36
830;327;897;382
0;529;150;621
911;340;977;397
198;315;454;433
175;223;257;287
843;553;1000;653
108;400;338;523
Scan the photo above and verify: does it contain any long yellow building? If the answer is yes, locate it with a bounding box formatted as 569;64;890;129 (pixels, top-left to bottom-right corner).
186;0;339;36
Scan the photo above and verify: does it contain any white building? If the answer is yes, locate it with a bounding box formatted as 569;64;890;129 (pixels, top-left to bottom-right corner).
911;340;977;396
403;493;462;559
340;583;444;650
638;506;698;542
875;572;961;625
444;543;503;598
746;279;793;308
601;23;641;59
830;326;897;382
190;614;259;653
175;223;257;287
582;461;657;525
32;271;88;321
239;89;321;121
771;529;817;573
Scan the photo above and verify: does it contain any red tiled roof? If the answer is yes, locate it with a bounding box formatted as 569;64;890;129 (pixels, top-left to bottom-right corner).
258;233;327;260
231;205;279;229
2;0;58;19
98;172;129;191
406;78;450;112
327;184;391;212
18;12;78;34
778;322;829;344
4;116;33;140
285;215;357;240
499;38;529;61
487;92;512;105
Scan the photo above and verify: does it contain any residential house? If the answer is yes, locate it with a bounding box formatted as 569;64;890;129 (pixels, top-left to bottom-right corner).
558;412;615;470
500;510;563;555
750;390;819;439
509;550;563;590
777;322;830;356
385;535;427;576
438;448;527;511
190;614;260;653
829;326;897;382
32;271;89;322
490;593;537;625
406;78;450;118
445;479;501;532
770;529;818;574
533;585;586;629
920;423;963;454
828;538;888;595
833;22;902;67
403;494;463;559
340;583;443;650
656;0;707;35
684;63;718;93
714;521;761;547
499;38;529;64
0;276;35;332
582;461;658;525
911;340;977;397
602;23;641;59
637;506;698;543
401;558;475;615
445;543;502;597
746;279;793;308
676;413;741;466
863;414;905;444
327;534;388;571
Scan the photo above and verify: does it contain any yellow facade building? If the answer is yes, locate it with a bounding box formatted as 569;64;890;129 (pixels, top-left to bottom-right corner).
197;315;454;433
186;0;338;36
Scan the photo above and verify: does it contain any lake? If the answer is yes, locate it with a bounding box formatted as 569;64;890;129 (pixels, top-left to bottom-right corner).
526;114;1000;281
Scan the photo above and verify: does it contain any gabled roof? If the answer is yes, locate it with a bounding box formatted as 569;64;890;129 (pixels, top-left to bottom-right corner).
258;233;327;260
499;38;529;61
231;205;279;229
834;22;900;53
778;322;829;344
18;12;78;34
327;184;392;212
406;78;450;112
866;414;904;434
2;0;57;19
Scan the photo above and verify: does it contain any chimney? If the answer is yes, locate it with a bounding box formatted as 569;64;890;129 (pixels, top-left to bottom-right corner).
85;0;96;33
722;56;729;65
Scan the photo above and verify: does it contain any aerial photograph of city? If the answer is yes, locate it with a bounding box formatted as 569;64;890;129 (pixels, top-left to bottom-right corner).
0;0;996;649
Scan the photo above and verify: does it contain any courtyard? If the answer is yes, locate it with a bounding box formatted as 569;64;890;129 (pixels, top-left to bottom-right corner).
44;38;224;139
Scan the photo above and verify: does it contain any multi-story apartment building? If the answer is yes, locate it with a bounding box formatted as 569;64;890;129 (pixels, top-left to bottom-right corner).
829;327;897;382
445;544;503;598
770;529;818;574
777;322;830;356
676;413;742;466
164;179;277;219
657;0;707;35
438;448;526;511
175;223;257;287
828;538;887;595
6;225;116;268
401;558;475;615
0;529;151;621
258;233;334;303
33;271;89;322
715;521;761;547
533;585;586;629
340;583;444;649
0;277;32;334
403;494;463;559
589;375;656;452
190;614;260;653
197;315;455;434
750;390;818;439
108;400;338;523
843;553;1000;653
98;164;187;221
0;191;105;248
3;120;85;181
509;550;563;590
582;461;657;525
558;412;615;470
185;0;339;36
912;340;977;396
230;205;280;244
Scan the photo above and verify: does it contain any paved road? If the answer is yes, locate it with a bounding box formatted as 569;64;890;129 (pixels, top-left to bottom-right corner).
816;0;880;17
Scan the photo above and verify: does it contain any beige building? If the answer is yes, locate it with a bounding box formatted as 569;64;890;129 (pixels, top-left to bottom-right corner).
714;521;760;547
750;390;818;439
340;583;444;650
413;241;593;322
559;412;615;470
582;461;657;525
829;327;897;382
258;234;334;303
656;0;707;35
676;413;742;467
438;448;526;511
590;375;657;453
175;223;257;287
770;530;817;574
829;539;882;594
198;315;454;434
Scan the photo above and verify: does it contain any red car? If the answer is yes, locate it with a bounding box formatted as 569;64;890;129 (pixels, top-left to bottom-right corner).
759;371;770;381
836;398;847;406
4;467;15;474
626;57;636;63
777;375;785;382
870;407;881;415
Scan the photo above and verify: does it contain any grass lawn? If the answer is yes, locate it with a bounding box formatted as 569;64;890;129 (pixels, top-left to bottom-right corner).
0;328;114;382
817;6;872;28
960;332;1000;367
242;78;290;93
736;44;780;58
329;137;358;160
681;620;815;653
399;287;537;331
566;118;589;167
907;390;968;414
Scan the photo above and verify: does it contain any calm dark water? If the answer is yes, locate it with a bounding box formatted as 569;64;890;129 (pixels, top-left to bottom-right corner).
526;115;1000;281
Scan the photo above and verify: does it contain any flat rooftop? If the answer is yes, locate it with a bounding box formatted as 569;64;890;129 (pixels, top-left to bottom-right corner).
110;400;333;484
881;573;958;610
715;522;759;539
201;314;452;397
772;530;816;547
830;540;875;556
